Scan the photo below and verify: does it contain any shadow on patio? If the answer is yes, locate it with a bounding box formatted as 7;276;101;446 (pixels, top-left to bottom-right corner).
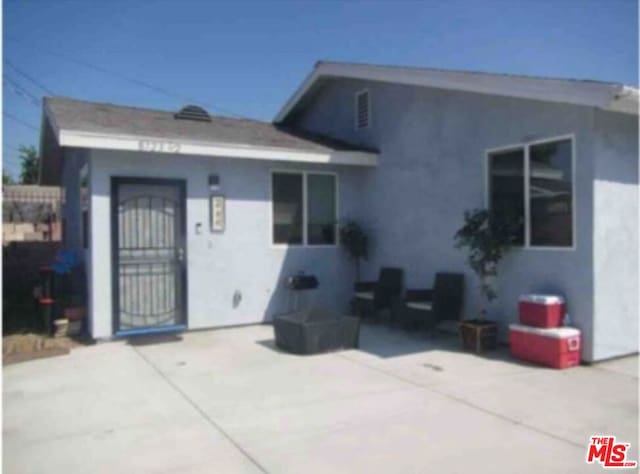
258;321;528;365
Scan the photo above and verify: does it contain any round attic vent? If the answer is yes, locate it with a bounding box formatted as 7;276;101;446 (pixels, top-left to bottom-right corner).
175;105;211;122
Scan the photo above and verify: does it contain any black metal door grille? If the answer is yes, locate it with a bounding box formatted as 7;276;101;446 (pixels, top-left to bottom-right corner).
114;181;185;332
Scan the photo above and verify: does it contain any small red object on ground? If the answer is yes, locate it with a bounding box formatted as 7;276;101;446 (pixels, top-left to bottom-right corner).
509;324;581;369
518;294;565;328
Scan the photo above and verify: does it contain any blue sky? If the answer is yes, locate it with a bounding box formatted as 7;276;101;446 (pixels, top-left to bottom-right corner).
3;0;638;179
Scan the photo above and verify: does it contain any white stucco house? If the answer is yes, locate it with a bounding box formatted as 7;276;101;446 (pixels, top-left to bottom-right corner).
40;61;639;362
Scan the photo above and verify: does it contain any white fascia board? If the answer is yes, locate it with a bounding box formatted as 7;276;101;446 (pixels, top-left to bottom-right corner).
57;130;378;167
275;67;322;122
608;86;640;115
275;62;638;121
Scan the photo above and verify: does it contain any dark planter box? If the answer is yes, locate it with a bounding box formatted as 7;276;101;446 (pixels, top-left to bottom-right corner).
273;309;360;355
459;319;498;353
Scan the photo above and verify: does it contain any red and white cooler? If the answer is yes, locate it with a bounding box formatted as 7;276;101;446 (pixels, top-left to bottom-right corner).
518;294;565;328
509;324;581;369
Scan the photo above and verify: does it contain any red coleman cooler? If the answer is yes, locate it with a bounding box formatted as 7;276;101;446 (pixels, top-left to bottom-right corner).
509;324;581;369
519;294;565;328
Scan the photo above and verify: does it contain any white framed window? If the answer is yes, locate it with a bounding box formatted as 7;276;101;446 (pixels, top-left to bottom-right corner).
355;89;370;129
271;170;338;247
486;135;575;250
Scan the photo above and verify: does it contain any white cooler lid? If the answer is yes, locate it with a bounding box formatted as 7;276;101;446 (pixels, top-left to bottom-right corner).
509;324;579;338
519;294;565;305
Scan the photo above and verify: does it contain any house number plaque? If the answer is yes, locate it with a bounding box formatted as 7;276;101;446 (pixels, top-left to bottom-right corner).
210;195;225;232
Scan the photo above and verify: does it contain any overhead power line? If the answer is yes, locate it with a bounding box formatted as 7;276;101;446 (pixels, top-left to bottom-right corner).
4;74;41;106
3;144;35;168
3;157;23;167
4;59;55;95
1;153;24;165
2;146;27;163
2;149;23;159
3;112;39;131
4;143;27;154
5;36;245;118
4;143;35;158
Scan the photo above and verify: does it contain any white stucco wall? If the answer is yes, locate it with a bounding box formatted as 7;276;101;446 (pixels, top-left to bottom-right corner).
293;78;604;361
592;110;639;360
292;78;639;361
88;149;368;338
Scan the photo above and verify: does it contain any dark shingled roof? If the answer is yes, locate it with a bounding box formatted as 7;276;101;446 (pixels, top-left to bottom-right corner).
44;96;371;153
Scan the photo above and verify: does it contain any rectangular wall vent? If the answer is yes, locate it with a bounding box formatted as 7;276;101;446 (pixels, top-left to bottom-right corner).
355;90;370;129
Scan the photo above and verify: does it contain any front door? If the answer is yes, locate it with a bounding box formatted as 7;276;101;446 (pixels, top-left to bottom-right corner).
112;178;187;335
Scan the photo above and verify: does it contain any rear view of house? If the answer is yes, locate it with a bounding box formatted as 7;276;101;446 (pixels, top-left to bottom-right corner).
40;61;638;362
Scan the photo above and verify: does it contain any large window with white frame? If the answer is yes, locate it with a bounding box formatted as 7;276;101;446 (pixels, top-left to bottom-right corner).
487;136;574;249
271;171;337;246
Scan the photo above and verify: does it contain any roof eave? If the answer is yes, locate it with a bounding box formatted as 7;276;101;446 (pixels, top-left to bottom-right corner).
275;66;322;123
56;129;378;167
275;62;639;122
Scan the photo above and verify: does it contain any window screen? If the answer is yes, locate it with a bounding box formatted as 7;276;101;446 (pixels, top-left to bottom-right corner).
272;173;303;244
307;174;336;245
529;139;573;247
489;148;525;245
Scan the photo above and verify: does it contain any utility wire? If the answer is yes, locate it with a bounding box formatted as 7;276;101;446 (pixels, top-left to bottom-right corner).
3;74;41;106
3;144;22;153
3;112;39;131
4;143;30;154
2;151;22;160
1;155;24;167
2;144;27;157
2;151;25;166
4;146;24;156
5;36;246;118
4;59;55;95
3;145;38;169
3;159;23;168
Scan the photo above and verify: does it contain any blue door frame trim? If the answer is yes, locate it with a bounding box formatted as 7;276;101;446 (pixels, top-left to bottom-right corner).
115;324;187;338
111;177;188;337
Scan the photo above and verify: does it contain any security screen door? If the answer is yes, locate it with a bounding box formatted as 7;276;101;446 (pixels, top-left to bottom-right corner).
112;178;187;334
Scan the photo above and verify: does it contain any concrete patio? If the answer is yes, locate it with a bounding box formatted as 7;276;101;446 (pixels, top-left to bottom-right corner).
3;323;638;473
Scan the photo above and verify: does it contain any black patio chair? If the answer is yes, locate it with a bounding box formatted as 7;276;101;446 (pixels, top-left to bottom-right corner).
351;267;404;323
396;272;464;332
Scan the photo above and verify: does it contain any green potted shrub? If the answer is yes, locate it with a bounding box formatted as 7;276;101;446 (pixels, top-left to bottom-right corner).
454;209;517;352
339;220;368;281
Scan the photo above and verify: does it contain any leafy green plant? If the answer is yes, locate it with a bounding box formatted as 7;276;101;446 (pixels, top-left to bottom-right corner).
339;220;368;281
454;209;518;319
18;145;39;184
